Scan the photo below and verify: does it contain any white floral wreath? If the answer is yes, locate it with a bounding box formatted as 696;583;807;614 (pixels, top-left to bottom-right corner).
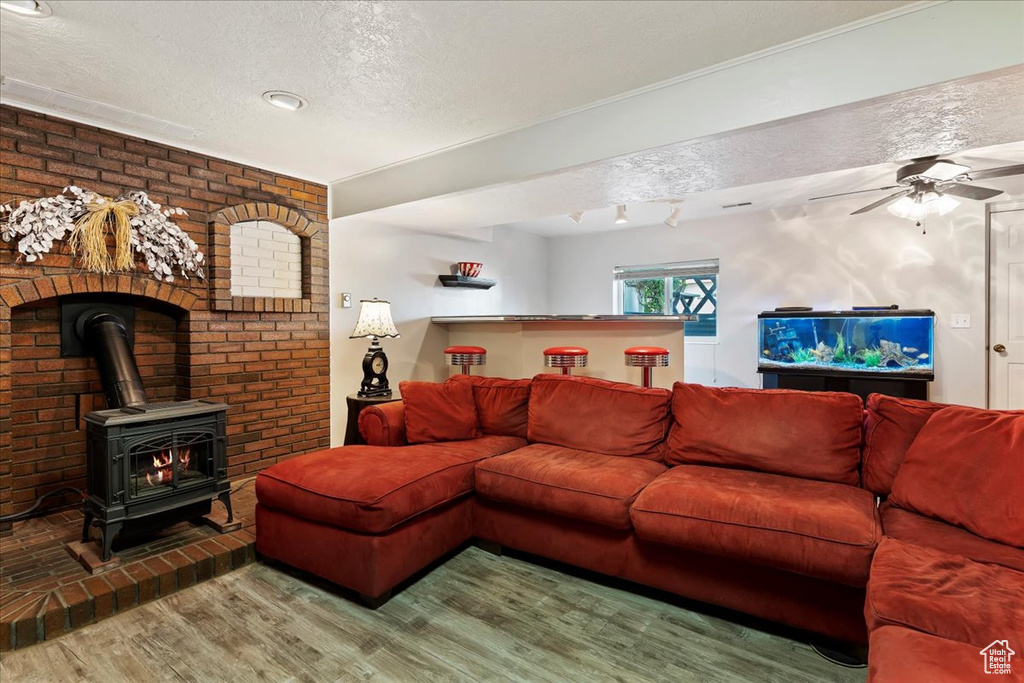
1;186;205;282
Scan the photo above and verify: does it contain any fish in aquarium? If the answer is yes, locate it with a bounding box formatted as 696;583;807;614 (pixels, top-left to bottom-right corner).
757;311;935;378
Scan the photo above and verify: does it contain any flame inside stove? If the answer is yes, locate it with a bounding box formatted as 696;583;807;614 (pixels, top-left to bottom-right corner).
145;447;191;486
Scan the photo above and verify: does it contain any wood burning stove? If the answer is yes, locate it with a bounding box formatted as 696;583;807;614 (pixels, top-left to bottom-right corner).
83;401;230;560
70;306;233;561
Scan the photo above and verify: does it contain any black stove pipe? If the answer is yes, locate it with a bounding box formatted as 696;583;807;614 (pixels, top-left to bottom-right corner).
77;310;147;409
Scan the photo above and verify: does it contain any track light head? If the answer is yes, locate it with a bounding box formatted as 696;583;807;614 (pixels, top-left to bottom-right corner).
614;205;628;224
568;211;585;224
664;203;683;228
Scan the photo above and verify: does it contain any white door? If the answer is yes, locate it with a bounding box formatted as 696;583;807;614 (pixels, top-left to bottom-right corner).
989;205;1024;409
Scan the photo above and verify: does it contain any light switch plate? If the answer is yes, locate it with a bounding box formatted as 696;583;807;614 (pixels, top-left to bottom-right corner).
341;292;352;308
951;313;971;328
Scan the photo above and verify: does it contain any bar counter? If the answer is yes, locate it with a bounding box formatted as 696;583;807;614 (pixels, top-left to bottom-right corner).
431;314;697;323
431;314;696;387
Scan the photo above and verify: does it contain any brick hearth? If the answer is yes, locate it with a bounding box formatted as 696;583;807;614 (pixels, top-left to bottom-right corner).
0;481;257;651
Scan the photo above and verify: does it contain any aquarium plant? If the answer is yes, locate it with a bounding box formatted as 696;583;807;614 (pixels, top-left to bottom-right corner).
858;347;883;368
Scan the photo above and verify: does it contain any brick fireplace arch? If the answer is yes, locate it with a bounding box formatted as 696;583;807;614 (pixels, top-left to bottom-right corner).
0;274;201;529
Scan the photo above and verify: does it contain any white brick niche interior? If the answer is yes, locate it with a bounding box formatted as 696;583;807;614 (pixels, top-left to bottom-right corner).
229;220;302;298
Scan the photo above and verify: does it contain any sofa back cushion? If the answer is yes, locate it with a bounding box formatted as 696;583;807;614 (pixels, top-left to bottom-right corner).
399;380;480;444
527;374;671;459
666;383;863;485
447;375;530;438
862;393;947;495
889;406;1024;547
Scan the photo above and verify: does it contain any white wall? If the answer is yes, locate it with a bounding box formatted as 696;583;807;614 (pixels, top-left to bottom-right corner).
547;197;1002;407
329;223;549;444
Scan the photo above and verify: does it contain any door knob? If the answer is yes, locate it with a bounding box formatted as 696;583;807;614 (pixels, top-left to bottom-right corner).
993;344;1007;353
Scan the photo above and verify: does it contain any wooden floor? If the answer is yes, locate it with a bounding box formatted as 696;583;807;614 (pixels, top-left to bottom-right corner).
0;547;866;682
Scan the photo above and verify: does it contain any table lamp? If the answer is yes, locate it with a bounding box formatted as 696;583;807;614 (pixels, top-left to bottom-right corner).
350;298;400;397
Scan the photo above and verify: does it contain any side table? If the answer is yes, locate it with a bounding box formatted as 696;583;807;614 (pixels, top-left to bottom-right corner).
344;393;402;445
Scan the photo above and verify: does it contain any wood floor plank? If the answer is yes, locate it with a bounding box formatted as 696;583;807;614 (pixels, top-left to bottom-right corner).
0;547;867;683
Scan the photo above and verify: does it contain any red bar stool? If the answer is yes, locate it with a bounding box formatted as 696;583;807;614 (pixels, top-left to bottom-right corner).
544;346;588;375
445;345;486;375
625;346;669;388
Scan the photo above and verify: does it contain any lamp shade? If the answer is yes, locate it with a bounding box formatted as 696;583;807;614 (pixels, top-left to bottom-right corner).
349;299;400;339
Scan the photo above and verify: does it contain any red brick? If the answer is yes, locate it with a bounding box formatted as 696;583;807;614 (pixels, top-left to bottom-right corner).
82;576;116;620
58;582;93;628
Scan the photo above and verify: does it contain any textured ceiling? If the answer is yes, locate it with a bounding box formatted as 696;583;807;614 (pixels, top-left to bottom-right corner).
0;0;911;181
507;141;1024;237
336;67;1024;235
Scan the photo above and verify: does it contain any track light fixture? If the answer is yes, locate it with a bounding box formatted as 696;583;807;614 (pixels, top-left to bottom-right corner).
614;205;628;224
664;203;682;228
568;211;585;224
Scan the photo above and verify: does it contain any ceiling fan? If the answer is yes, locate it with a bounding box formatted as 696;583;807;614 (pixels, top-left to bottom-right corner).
809;157;1024;221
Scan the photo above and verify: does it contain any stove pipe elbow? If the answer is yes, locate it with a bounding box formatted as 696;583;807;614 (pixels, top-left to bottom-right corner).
77;311;148;409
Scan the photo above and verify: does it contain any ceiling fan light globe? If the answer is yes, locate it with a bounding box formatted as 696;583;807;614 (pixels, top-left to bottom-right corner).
927;194;960;216
887;196;926;220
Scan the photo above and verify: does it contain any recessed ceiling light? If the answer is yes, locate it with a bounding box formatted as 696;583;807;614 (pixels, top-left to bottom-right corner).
262;91;307;111
614;205;628;224
0;0;52;17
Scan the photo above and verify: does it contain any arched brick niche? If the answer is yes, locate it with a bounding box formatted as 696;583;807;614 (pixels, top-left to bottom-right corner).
208;202;325;313
0;275;199;524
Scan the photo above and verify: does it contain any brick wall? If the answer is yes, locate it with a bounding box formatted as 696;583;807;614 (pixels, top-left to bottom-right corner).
0;105;331;527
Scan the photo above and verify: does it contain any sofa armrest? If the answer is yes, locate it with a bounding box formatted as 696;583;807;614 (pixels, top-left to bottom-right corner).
358;401;408;447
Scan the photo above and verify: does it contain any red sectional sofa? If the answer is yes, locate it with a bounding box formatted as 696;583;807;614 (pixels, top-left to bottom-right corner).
255;375;1023;680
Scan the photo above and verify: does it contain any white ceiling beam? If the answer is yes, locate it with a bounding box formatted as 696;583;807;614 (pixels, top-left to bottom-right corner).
329;1;1024;220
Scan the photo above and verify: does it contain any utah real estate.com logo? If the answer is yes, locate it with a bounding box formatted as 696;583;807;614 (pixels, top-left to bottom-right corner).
980;640;1015;675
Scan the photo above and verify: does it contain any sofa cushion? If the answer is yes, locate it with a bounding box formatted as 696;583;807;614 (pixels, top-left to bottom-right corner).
868;627;994;683
527;374;671;459
255;435;525;533
889;406;1024;547
399;380;481;444
475;443;667;529
881;502;1024;572
666;383;863;485
448;375;530;438
862;394;947;495
866;537;1024;648
630;465;880;586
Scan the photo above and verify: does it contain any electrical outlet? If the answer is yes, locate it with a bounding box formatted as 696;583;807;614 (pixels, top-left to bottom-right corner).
951;313;971;329
340;292;352;309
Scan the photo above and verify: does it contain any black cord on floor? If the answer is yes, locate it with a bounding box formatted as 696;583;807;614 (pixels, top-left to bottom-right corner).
0;487;85;524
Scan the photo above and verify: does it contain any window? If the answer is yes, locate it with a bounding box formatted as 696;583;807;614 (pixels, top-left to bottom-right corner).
614;259;718;338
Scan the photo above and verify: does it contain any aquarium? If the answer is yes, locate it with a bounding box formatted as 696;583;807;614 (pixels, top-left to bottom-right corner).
757;310;935;380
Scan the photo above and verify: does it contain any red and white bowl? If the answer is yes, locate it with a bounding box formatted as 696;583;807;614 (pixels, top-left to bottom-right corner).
457;261;483;278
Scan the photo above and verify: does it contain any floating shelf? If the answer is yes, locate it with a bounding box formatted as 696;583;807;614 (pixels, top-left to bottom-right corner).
438;275;497;289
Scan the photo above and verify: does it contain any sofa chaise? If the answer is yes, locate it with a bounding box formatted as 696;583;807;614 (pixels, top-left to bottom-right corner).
255;375;1022;680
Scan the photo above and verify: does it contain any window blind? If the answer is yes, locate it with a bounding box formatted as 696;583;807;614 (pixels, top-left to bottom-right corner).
613;258;719;281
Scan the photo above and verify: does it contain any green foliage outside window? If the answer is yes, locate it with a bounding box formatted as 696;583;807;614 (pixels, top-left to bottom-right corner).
624;279;665;314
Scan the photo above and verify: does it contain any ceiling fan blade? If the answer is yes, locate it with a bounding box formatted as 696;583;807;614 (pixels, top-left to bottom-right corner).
808;186;898;202
967;164;1024;181
851;190;911;215
941;183;1004;200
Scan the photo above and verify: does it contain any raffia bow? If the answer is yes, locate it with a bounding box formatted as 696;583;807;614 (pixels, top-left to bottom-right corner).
67;196;139;273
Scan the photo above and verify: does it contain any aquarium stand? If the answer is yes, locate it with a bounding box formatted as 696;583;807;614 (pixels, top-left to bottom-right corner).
761;373;928;402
